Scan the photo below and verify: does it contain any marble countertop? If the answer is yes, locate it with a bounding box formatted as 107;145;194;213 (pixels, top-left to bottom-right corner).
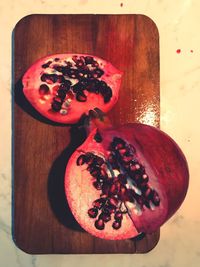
0;0;200;266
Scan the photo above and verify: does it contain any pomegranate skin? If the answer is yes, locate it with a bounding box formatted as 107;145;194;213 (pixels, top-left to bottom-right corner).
65;123;189;240
22;53;122;124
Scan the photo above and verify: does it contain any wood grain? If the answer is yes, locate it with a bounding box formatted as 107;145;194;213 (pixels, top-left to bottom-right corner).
14;14;160;254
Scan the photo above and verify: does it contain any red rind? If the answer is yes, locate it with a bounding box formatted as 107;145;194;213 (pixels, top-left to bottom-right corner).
22;53;122;124
65;123;189;239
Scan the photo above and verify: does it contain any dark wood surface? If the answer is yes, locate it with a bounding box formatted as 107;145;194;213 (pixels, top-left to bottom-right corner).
14;14;160;254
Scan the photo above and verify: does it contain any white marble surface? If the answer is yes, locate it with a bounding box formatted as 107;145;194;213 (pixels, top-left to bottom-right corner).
0;0;200;266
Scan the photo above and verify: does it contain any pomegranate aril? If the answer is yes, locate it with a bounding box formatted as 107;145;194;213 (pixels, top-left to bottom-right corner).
106;205;116;214
99;212;111;222
103;87;112;103
144;200;151;209
75;59;85;68
119;185;127;197
60;81;71;91
112;137;125;149
95;219;105;230
42;63;50;68
53;97;63;104
100;167;108;177
85;153;96;164
88;208;98;218
93;181;102;190
141;174;149;183
112;220;121;230
114;211;123;221
118;148;127;156
66;61;73;67
49;74;59;83
108;197;118;207
102;183;110;195
90;169;100;177
108;184;117;195
122;155;133;163
104;95;111;103
72;82;83;93
51;102;61;112
57;89;67;99
76;154;87;165
39;84;50;95
145;188;153;199
93;198;106;209
67;69;78;78
41;73;49;82
92;68;104;78
54;66;63;72
94;131;102;143
92;61;99;67
84;56;94;65
76;91;87;102
95;157;104;166
72;55;78;62
86;79;97;93
152;193;160;206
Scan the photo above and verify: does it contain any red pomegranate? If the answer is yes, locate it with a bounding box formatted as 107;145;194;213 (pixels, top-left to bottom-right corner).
65;121;189;240
22;54;122;124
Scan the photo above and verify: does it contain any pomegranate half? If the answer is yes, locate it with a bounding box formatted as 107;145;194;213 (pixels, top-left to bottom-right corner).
65;123;189;240
22;54;122;124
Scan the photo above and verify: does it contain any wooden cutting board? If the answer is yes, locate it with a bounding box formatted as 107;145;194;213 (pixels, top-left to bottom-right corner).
14;14;160;254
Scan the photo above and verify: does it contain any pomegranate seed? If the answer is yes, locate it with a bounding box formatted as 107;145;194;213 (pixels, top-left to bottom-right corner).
52;85;60;95
76;154;87;165
119;185;127;199
76;91;87;102
115;143;124;150
152;191;160;206
109;197;118;207
93;198;106;209
95;157;104;166
94;131;102;143
107;205;116;214
53;96;63;104
118;148;127;155
51;102;61;112
42;63;50;68
122;156;133;163
142;174;149;182
84;56;94;65
99;212;111;222
95;219;105;230
145;188;153;199
114;211;123;221
109;184;117;195
112;220;121;230
90;169;100;177
92;68;104;78
39;84;50;95
93;181;102;190
102;183;110;195
115;181;121;192
88;208;98;218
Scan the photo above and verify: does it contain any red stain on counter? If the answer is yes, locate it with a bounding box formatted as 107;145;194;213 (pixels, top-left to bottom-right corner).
176;49;181;54
190;50;193;53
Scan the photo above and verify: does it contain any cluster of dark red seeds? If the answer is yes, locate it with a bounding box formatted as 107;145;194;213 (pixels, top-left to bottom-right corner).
76;134;160;231
39;55;112;112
